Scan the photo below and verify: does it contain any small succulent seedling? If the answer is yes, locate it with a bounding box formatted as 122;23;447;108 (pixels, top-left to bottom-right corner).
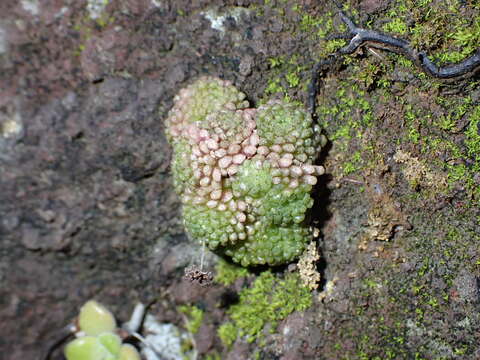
41;300;147;360
77;300;117;337
63;300;141;360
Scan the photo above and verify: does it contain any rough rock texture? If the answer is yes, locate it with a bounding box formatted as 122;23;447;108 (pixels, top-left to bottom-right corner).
0;0;479;359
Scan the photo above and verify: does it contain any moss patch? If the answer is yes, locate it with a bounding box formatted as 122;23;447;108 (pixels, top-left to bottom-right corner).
178;305;204;335
218;271;312;346
214;258;249;286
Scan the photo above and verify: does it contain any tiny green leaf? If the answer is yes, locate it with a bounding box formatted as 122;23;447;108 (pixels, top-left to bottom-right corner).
78;300;116;336
118;344;141;360
98;332;122;355
64;336;109;360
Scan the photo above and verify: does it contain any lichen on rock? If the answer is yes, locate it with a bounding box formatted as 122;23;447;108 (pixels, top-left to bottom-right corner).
165;76;326;266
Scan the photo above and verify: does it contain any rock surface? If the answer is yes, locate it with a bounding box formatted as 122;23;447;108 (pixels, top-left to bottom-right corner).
0;0;479;359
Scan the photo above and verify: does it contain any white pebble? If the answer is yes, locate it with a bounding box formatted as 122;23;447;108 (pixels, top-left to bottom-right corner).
193;169;202;178
271;144;282;153
192;146;202;157
267;152;280;161
225;102;236;110
204;156;216;166
228;200;237;211
199;129;209;139
272;177;282;184
203;165;212;176
246;119;256;130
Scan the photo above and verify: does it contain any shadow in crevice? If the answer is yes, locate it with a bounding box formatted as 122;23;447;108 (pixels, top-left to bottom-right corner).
309;137;334;292
218;288;240;309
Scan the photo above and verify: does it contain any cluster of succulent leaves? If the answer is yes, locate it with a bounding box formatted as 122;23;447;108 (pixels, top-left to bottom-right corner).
64;301;140;360
168;78;323;266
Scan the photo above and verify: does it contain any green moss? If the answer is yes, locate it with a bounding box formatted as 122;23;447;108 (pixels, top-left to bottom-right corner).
356;62;382;89
381;0;480;65
424;100;480;199
465;105;480;159
342;151;363;175
312;3;480;201
437;17;480;63
277;2;480;357
382;18;408;35
263;56;307;98
220;271;312;344
396;56;414;69
218;322;237;348
300;14;322;32
261;4;348;101
264;78;284;96
203;352;221;360
95;14;115;29
324;39;347;54
178;305;203;334
267;56;284;68
318;81;373;147
341;228;477;358
214;258;249;286
285;72;300;88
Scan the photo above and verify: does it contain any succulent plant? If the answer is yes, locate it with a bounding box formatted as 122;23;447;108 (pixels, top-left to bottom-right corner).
78;300;117;337
166;77;326;266
64;300;140;360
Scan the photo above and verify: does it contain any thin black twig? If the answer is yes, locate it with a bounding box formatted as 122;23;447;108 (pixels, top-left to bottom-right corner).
40;324;75;360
